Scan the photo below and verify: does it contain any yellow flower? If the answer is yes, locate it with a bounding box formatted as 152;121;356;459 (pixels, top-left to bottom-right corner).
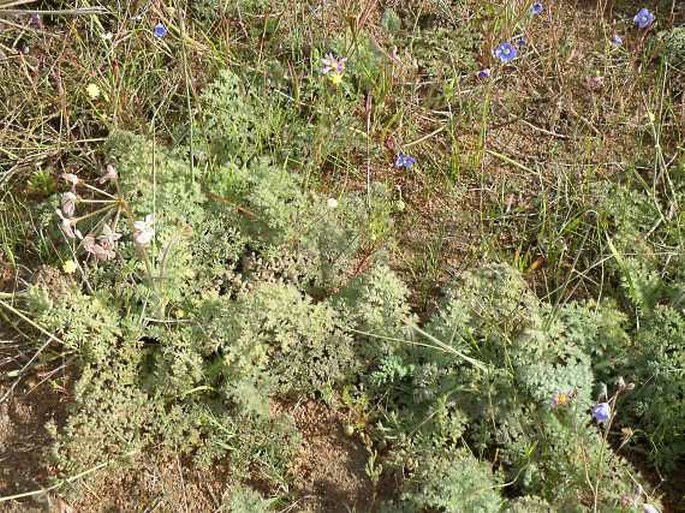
552;390;574;408
554;392;570;406
62;260;77;274
86;83;101;99
328;72;343;86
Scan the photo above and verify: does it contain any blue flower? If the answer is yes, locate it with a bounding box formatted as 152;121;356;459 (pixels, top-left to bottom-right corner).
477;68;491;79
531;2;543;15
633;8;655;30
494;42;518;63
153;22;168;38
611;34;623;46
395;153;417;169
513;35;527;48
592;402;611;423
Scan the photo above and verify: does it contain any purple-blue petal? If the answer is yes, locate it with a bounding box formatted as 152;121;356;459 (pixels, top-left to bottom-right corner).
592;402;611;423
494;42;518;63
395;153;417;169
153;22;168;38
477;68;492;79
633;8;655;29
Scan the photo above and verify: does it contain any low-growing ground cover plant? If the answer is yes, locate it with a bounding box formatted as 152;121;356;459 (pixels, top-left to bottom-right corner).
1;0;684;511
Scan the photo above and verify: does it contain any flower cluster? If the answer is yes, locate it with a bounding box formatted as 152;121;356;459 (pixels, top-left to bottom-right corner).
321;53;347;85
83;223;121;261
488;7;654;69
55;165;155;264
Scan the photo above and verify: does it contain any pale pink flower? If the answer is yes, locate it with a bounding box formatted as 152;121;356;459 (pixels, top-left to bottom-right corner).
98;222;122;250
83;235;115;261
61;173;81;187
97;164;118;184
60;191;78;218
321;53;347;75
55;209;82;240
82;234;97;251
133;214;155;246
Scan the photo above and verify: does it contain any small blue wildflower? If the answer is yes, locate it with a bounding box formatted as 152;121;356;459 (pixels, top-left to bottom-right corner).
153;22;168;38
611;34;623;46
633;8;655;30
395;153;417;169
531;2;543;15
494;42;518;63
477;68;491;79
513;35;527;47
592;402;611;423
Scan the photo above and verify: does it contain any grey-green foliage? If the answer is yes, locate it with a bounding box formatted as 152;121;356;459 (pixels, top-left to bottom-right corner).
198;69;284;165
399;450;504;513
425;264;597;417
24;58;678;509
208;159;309;248
336;263;416;345
205;159;389;292
506;495;553;512
49;361;154;474
29;273;121;365
595;165;685;471
211;281;359;395
221;484;276;513
363;264;648;508
658;26;685;66
103;131;210;308
611;306;685;470
22;133;355;488
26;110;387;488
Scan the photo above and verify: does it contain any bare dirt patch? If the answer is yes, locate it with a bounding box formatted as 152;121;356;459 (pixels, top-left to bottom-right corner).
288;400;374;513
0;380;67;512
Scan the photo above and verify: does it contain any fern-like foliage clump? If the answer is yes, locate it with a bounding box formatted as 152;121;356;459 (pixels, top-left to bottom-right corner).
18;65;677;511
